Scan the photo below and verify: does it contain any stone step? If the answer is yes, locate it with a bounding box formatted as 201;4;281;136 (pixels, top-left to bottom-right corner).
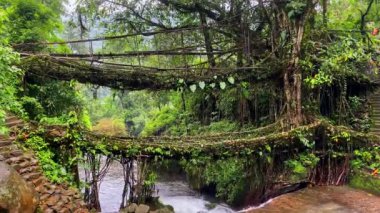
2;118;88;212
19;165;41;175
0;144;18;152
5;116;19;123
0;135;9;140
15;158;39;169
370;128;380;133
6;120;24;128
32;176;48;187
5;155;30;164
22;172;42;181
0;141;12;147
0;150;23;159
40;193;52;202
35;184;47;193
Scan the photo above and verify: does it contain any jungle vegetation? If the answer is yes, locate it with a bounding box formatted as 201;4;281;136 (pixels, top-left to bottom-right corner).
0;0;380;210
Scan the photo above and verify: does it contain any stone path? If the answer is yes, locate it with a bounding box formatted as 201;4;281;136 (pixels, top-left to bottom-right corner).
0;115;88;213
371;89;380;135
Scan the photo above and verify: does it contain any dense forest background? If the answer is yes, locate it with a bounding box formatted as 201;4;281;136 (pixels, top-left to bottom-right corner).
1;1;380;211
0;0;379;136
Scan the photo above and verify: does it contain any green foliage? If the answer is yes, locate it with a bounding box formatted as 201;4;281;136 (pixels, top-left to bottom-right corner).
1;0;62;46
25;81;84;117
286;1;307;20
348;96;371;132
287;129;320;180
20;96;44;120
180;157;248;206
144;172;157;188
351;147;380;171
79;109;92;130
202;120;239;133
0;44;24;132
285;153;320;180
38;115;70;126
142;106;179;136
331;130;351;143
0;45;23;109
349;174;380;196
304;37;370;89
293;129;315;148
0;109;7;134
24;135;73;183
204;158;246;205
92;118;126;136
327;0;379;30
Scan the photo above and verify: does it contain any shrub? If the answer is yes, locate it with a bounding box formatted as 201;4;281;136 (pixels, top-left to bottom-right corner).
21;96;44;120
142;106;179;136
92;118;126;136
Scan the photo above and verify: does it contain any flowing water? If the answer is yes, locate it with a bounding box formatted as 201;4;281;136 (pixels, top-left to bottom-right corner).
244;186;380;213
85;159;380;213
95;160;235;213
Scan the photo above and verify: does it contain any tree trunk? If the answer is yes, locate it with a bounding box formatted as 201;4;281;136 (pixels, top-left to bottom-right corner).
284;20;305;127
277;0;316;127
199;12;216;68
322;0;328;25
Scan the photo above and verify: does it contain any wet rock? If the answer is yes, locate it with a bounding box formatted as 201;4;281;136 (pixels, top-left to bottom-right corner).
135;204;150;213
45;194;60;206
0;161;39;213
47;128;66;137
62;189;75;196
150;207;174;213
124;203;137;212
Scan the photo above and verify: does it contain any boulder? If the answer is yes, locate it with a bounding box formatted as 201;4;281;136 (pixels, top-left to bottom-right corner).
127;203;138;212
150;207;174;213
135;204;150;213
0;161;39;213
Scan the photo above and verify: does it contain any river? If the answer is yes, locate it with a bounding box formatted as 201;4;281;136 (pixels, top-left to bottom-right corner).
95;159;235;213
83;159;380;213
244;185;380;213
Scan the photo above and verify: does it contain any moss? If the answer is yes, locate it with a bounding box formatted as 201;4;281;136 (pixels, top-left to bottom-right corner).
0;110;9;135
142;106;179;136
92;118;126;136
349;174;380;196
205;202;217;210
145;197;174;211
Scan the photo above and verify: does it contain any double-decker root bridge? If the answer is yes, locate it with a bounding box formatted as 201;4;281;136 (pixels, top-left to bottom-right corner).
31;119;378;210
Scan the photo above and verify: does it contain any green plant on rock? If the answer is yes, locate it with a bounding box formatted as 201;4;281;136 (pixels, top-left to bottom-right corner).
204;158;246;205
0;110;7;134
24;135;73;183
351;147;380;171
20;96;44;120
142;106;179;136
0;45;24;113
285;153;320;181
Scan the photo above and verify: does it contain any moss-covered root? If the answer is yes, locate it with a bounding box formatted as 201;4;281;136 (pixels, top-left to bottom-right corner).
349;174;380;196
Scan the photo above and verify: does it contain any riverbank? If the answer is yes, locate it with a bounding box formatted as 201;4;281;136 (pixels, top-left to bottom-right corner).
245;186;380;213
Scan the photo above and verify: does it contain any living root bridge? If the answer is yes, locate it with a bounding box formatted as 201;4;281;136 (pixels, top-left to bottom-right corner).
20;54;270;90
73;120;379;159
